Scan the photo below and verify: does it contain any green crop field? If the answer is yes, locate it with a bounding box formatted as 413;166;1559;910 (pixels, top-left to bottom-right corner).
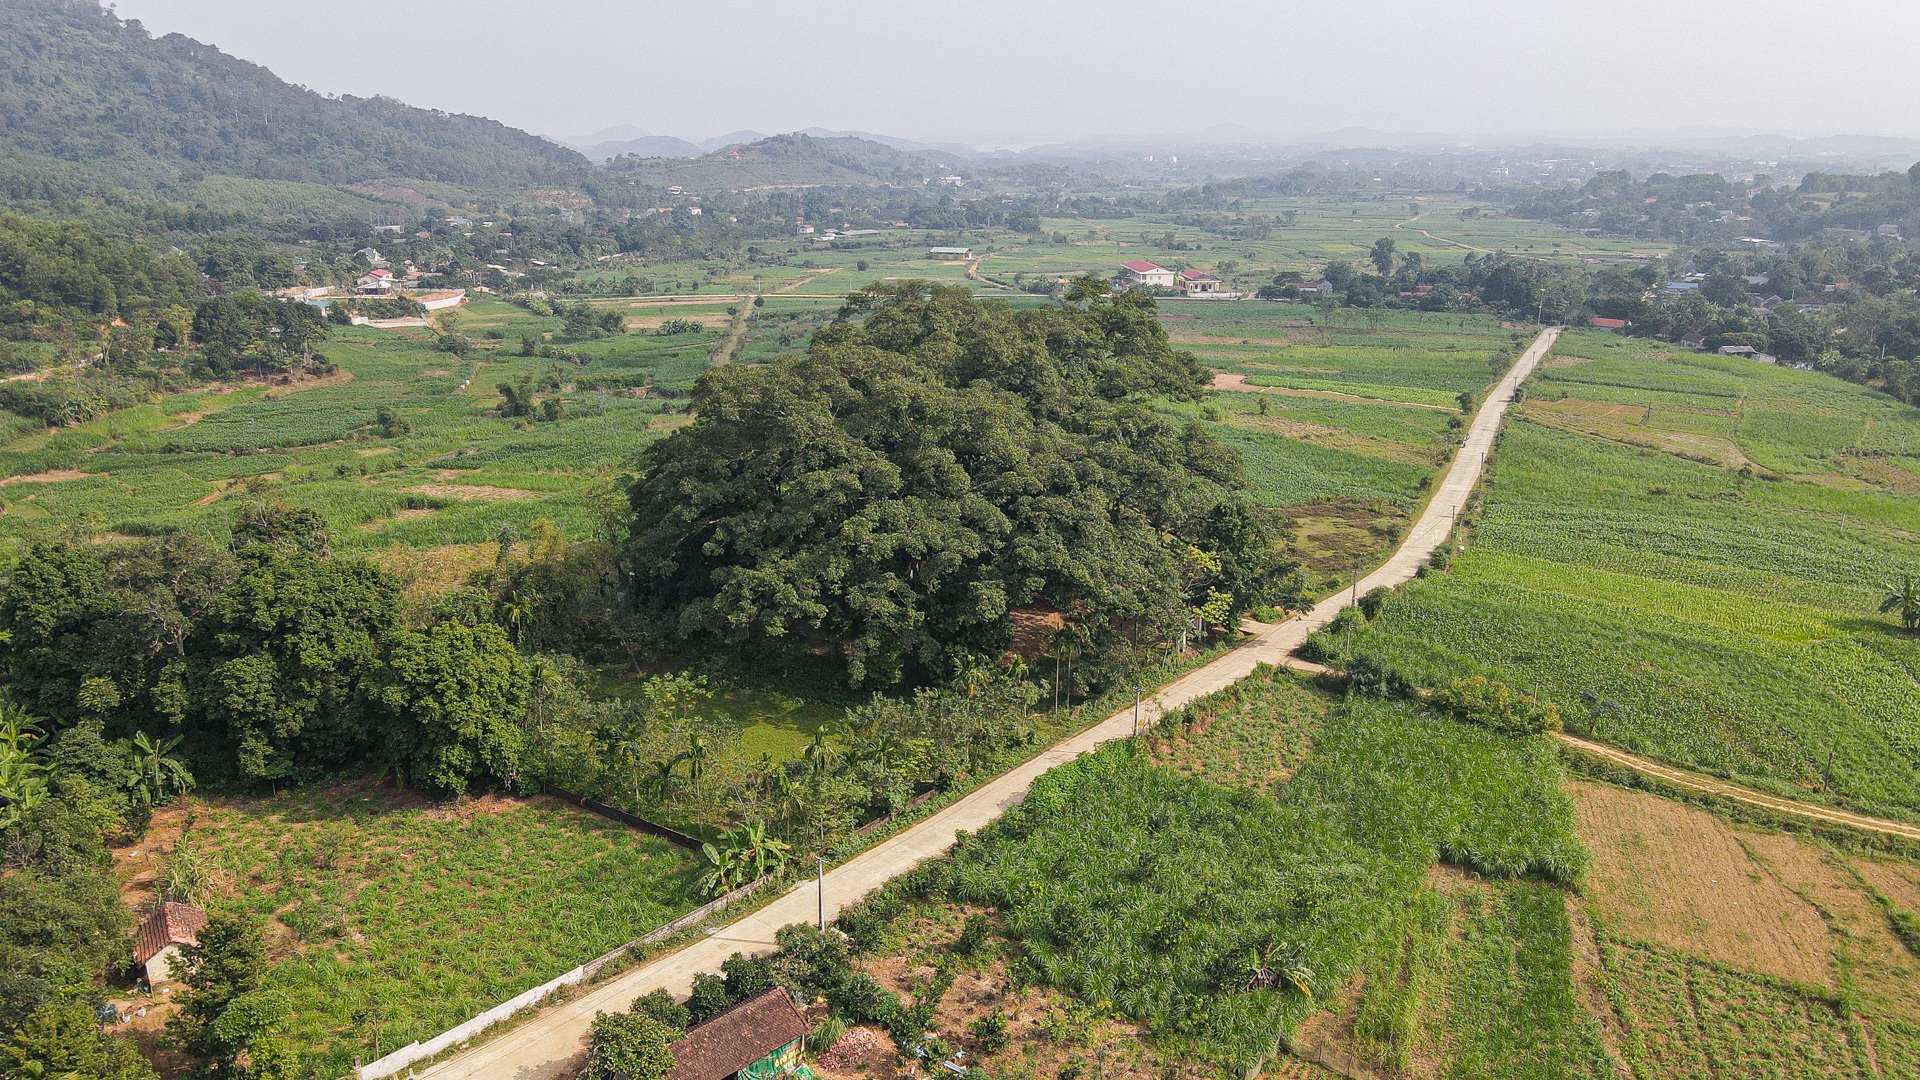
883;665;1604;1077
159;785;703;1076
1327;331;1920;823
0;301;719;563
929;668;1589;1068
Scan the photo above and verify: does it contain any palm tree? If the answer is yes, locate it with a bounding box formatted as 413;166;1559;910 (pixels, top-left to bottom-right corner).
1882;574;1920;633
642;758;680;802
800;726;840;782
682;733;713;800
495;587;530;644
127;731;194;809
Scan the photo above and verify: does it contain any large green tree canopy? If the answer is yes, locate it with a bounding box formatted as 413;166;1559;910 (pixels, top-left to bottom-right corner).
625;281;1297;687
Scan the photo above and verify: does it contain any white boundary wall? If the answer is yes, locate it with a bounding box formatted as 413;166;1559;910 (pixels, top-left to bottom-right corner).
354;879;758;1079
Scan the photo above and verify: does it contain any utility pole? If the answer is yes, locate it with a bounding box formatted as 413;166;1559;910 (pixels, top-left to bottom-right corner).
1133;687;1143;737
816;855;826;930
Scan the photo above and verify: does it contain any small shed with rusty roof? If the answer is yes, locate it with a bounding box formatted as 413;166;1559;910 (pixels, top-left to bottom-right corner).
134;902;208;986
665;988;810;1080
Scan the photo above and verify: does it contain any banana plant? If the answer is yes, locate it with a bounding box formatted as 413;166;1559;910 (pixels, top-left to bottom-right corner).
127;730;194;809
1882;574;1920;633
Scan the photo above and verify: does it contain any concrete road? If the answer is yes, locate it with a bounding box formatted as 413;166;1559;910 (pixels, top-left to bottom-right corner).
414;328;1560;1080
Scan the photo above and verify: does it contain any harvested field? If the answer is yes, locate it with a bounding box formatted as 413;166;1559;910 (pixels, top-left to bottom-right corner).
366;542;495;598
1597;938;1866;1079
0;468;88;485
1569;780;1832;986
400;483;536;501
1853;856;1920;916
1223;412;1435;465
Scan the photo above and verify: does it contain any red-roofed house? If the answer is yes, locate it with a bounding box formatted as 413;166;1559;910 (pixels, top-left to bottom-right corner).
664;988;809;1080
1116;260;1178;290
1179;268;1223;295
356;267;396;293
135;902;208;986
1588;317;1628;331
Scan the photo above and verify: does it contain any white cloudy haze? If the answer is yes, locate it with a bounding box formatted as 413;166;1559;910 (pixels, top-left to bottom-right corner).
108;0;1920;146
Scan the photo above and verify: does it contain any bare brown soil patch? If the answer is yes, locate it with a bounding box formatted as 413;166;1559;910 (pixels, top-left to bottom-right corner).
1208;371;1448;411
401;483;536;501
1570;779;1832;986
1853;856;1920;915
1226;413;1434;466
1537;353;1592;370
1290;977;1392;1079
1741;833;1920;1021
0;468;89;486
1005;606;1064;664
623;312;731;330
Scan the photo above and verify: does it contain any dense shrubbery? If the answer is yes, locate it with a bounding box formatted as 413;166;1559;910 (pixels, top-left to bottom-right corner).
336;296;426;321
0;504;528;795
626;280;1301;688
1435;675;1562;736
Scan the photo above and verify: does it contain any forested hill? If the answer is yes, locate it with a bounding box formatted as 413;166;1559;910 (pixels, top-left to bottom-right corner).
605;133;960;192
0;0;593;198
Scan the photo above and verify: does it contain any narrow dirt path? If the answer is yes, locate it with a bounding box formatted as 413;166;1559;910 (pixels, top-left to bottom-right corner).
706;301;753;367
401;327;1564;1080
1391;209;1482;253
1555;732;1920;843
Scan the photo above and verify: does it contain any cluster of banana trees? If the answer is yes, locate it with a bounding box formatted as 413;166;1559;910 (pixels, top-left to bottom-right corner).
0;706;194;831
697;822;791;897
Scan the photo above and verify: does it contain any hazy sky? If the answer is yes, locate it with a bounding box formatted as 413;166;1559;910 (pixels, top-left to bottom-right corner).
109;0;1920;145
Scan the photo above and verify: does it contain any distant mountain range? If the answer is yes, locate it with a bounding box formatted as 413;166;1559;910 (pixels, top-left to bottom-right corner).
564;125;980;163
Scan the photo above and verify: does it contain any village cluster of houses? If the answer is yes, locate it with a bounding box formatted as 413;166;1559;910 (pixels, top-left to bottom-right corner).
1114;259;1243;299
267;246;468;323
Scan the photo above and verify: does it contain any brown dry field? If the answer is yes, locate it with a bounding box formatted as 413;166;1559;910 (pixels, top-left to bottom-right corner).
1289;502;1406;575
402;481;537;501
365;541;494;598
1570;779;1920;1022
1519;402;1751;469
1222;412;1435;466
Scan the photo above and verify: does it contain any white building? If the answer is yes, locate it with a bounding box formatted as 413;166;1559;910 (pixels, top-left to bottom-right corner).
1117;260;1179;290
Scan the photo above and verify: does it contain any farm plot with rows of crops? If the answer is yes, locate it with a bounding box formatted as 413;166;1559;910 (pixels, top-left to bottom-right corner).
120;784;703;1078
1324;331;1920;822
839;666;1606;1078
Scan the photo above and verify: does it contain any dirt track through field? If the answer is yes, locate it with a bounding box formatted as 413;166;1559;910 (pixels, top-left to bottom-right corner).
1556;733;1920;842
401;329;1562;1080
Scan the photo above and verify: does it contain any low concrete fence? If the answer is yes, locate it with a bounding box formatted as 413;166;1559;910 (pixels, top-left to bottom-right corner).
354;878;763;1079
541;784;705;851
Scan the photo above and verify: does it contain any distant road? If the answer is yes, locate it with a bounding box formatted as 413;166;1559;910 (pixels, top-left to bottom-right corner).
412;329;1560;1080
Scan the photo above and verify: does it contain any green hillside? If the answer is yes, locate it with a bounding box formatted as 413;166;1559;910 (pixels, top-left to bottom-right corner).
0;0;593;207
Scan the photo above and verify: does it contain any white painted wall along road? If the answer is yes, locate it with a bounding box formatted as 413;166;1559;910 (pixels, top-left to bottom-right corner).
410;328;1561;1080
